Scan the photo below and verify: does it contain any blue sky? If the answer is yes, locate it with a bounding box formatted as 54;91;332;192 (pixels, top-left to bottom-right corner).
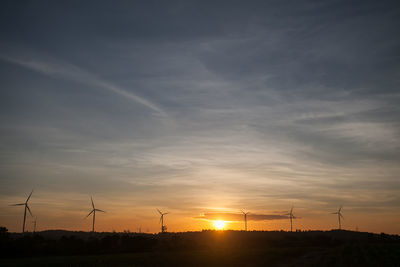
1;0;400;233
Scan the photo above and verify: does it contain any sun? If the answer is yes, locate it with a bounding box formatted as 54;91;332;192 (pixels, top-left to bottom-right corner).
214;220;225;230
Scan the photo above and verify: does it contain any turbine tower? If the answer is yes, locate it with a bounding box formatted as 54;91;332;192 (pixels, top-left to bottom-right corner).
32;217;37;233
242;211;250;231
331;206;344;230
284;206;296;232
10;190;34;233
86;197;105;232
157;209;169;233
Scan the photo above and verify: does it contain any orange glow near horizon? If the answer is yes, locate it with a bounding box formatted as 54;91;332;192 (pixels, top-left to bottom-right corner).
2;197;400;234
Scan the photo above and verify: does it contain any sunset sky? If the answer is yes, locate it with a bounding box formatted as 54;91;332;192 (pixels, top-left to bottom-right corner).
1;1;399;234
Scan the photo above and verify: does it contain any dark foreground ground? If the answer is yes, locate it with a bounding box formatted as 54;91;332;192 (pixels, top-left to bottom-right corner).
1;228;399;266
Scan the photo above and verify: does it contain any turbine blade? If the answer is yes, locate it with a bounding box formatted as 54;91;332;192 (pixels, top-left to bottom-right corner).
91;197;95;209
331;212;338;214
26;205;33;217
96;209;105;213
340;214;344;219
164;212;169;215
157;209;162;215
26;190;33;203
283;213;290;216
86;209;94;218
10;203;25;206
290;206;293;213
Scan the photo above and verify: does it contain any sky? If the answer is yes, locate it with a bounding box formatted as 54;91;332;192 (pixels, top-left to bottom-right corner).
0;0;399;234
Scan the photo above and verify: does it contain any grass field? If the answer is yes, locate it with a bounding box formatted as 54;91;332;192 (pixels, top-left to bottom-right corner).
1;243;399;266
1;230;399;266
0;247;315;266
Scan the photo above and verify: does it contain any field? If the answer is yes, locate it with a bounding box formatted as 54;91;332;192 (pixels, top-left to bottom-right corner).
1;229;399;266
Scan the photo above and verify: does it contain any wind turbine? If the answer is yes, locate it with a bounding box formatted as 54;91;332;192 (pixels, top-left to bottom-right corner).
331;206;344;230
10;190;34;233
86;197;105;232
157;209;169;233
283;206;296;232
32;216;37;233
242;211;250;231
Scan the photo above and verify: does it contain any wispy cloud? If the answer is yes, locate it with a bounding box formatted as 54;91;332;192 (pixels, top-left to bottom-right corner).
0;52;166;116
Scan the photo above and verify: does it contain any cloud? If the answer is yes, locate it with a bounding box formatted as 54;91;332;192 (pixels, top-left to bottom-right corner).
0;52;166;116
195;212;289;222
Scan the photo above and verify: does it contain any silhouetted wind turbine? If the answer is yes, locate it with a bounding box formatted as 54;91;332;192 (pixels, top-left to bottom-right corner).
32;216;37;233
331;206;344;230
242;211;250;231
283;206;296;232
157;209;169;233
10;190;33;233
86;197;105;232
